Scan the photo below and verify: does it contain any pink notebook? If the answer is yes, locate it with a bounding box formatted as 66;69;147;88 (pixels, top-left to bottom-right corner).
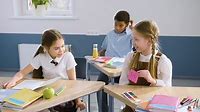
147;95;180;112
128;70;139;83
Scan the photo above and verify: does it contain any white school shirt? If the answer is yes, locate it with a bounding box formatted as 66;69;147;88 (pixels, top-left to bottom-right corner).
30;52;77;79
119;52;172;87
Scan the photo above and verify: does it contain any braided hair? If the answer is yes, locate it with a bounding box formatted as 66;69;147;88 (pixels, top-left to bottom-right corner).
129;20;159;78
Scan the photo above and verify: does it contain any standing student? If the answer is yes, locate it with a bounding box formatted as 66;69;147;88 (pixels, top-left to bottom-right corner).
97;10;134;112
3;29;86;112
119;20;172;112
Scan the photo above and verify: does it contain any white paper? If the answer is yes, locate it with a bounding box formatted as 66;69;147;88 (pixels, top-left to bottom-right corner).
12;77;61;90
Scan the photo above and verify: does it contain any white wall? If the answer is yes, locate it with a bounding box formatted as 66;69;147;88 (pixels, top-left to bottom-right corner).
0;0;200;36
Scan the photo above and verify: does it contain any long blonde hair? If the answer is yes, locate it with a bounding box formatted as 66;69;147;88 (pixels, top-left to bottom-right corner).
129;20;159;78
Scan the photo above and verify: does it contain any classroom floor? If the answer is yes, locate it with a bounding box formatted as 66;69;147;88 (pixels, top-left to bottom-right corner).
0;71;200;112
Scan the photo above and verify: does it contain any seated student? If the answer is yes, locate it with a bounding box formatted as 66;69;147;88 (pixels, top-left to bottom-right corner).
3;29;86;112
97;10;134;112
119;20;172;112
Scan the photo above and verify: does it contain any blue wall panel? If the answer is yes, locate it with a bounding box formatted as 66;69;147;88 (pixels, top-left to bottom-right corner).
0;33;200;79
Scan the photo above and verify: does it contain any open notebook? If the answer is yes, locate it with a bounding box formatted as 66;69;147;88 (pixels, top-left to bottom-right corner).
12;77;61;90
104;57;125;69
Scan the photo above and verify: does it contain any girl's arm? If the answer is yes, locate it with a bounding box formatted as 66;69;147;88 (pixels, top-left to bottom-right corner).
3;64;34;88
156;55;172;87
67;67;86;110
138;55;172;87
67;67;76;80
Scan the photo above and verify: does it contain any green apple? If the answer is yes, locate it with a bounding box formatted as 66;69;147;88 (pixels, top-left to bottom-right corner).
43;87;55;99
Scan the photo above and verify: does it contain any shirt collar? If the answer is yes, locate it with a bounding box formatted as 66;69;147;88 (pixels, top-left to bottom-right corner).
46;52;62;64
114;27;132;35
139;50;158;62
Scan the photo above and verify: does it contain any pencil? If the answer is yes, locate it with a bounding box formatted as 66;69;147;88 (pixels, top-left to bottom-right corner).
55;87;65;96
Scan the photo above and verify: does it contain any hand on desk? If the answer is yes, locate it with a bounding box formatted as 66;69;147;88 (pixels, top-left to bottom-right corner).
3;72;23;89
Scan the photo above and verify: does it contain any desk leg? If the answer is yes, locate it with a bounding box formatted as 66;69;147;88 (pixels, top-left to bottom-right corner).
86;94;91;112
97;90;103;112
86;61;91;112
109;78;114;112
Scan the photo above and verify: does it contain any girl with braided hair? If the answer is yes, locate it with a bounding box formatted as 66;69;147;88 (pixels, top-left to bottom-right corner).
119;20;172;112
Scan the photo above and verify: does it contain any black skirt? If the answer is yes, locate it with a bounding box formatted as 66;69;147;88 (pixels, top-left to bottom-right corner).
49;100;77;112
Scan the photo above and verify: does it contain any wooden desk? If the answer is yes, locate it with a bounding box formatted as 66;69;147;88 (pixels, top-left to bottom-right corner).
85;56;121;78
85;56;122;112
104;85;200;110
0;77;105;112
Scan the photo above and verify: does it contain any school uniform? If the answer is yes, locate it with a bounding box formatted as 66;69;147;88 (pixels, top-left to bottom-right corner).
31;51;78;112
97;28;133;112
119;51;172;112
119;51;172;86
31;51;77;79
101;28;133;57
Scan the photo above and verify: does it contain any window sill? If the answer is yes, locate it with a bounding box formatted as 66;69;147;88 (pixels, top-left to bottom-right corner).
10;16;78;20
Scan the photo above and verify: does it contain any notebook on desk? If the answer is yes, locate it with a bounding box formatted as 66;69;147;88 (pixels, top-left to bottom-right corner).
3;88;42;110
12;77;61;90
104;57;124;69
0;89;19;102
147;94;180;112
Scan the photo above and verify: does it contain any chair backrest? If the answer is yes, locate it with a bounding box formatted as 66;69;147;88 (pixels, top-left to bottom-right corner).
75;57;87;79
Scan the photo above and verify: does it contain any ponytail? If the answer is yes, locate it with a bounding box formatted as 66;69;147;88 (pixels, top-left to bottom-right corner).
32;46;44;79
149;38;157;79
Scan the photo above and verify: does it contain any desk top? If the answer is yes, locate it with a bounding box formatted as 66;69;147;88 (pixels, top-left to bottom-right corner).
1;77;105;112
85;56;121;77
104;85;200;109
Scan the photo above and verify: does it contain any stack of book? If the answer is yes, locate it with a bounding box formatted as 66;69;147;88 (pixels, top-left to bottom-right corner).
2;88;43;110
0;89;19;103
147;95;180;112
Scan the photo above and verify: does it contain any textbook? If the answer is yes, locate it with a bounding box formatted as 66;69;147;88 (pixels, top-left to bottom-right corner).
0;89;19;102
3;88;42;109
104;57;125;69
12;77;61;90
147;95;180;112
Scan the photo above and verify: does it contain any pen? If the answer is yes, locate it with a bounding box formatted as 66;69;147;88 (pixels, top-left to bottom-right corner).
180;98;188;105
181;98;194;107
194;99;199;108
180;97;192;105
191;99;196;108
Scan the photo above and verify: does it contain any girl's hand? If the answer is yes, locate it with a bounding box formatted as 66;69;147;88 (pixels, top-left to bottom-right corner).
3;72;23;89
137;70;156;85
76;99;86;111
3;79;17;89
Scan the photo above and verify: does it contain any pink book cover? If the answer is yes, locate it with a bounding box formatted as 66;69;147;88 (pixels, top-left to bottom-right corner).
128;70;139;83
148;95;180;111
94;57;112;63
